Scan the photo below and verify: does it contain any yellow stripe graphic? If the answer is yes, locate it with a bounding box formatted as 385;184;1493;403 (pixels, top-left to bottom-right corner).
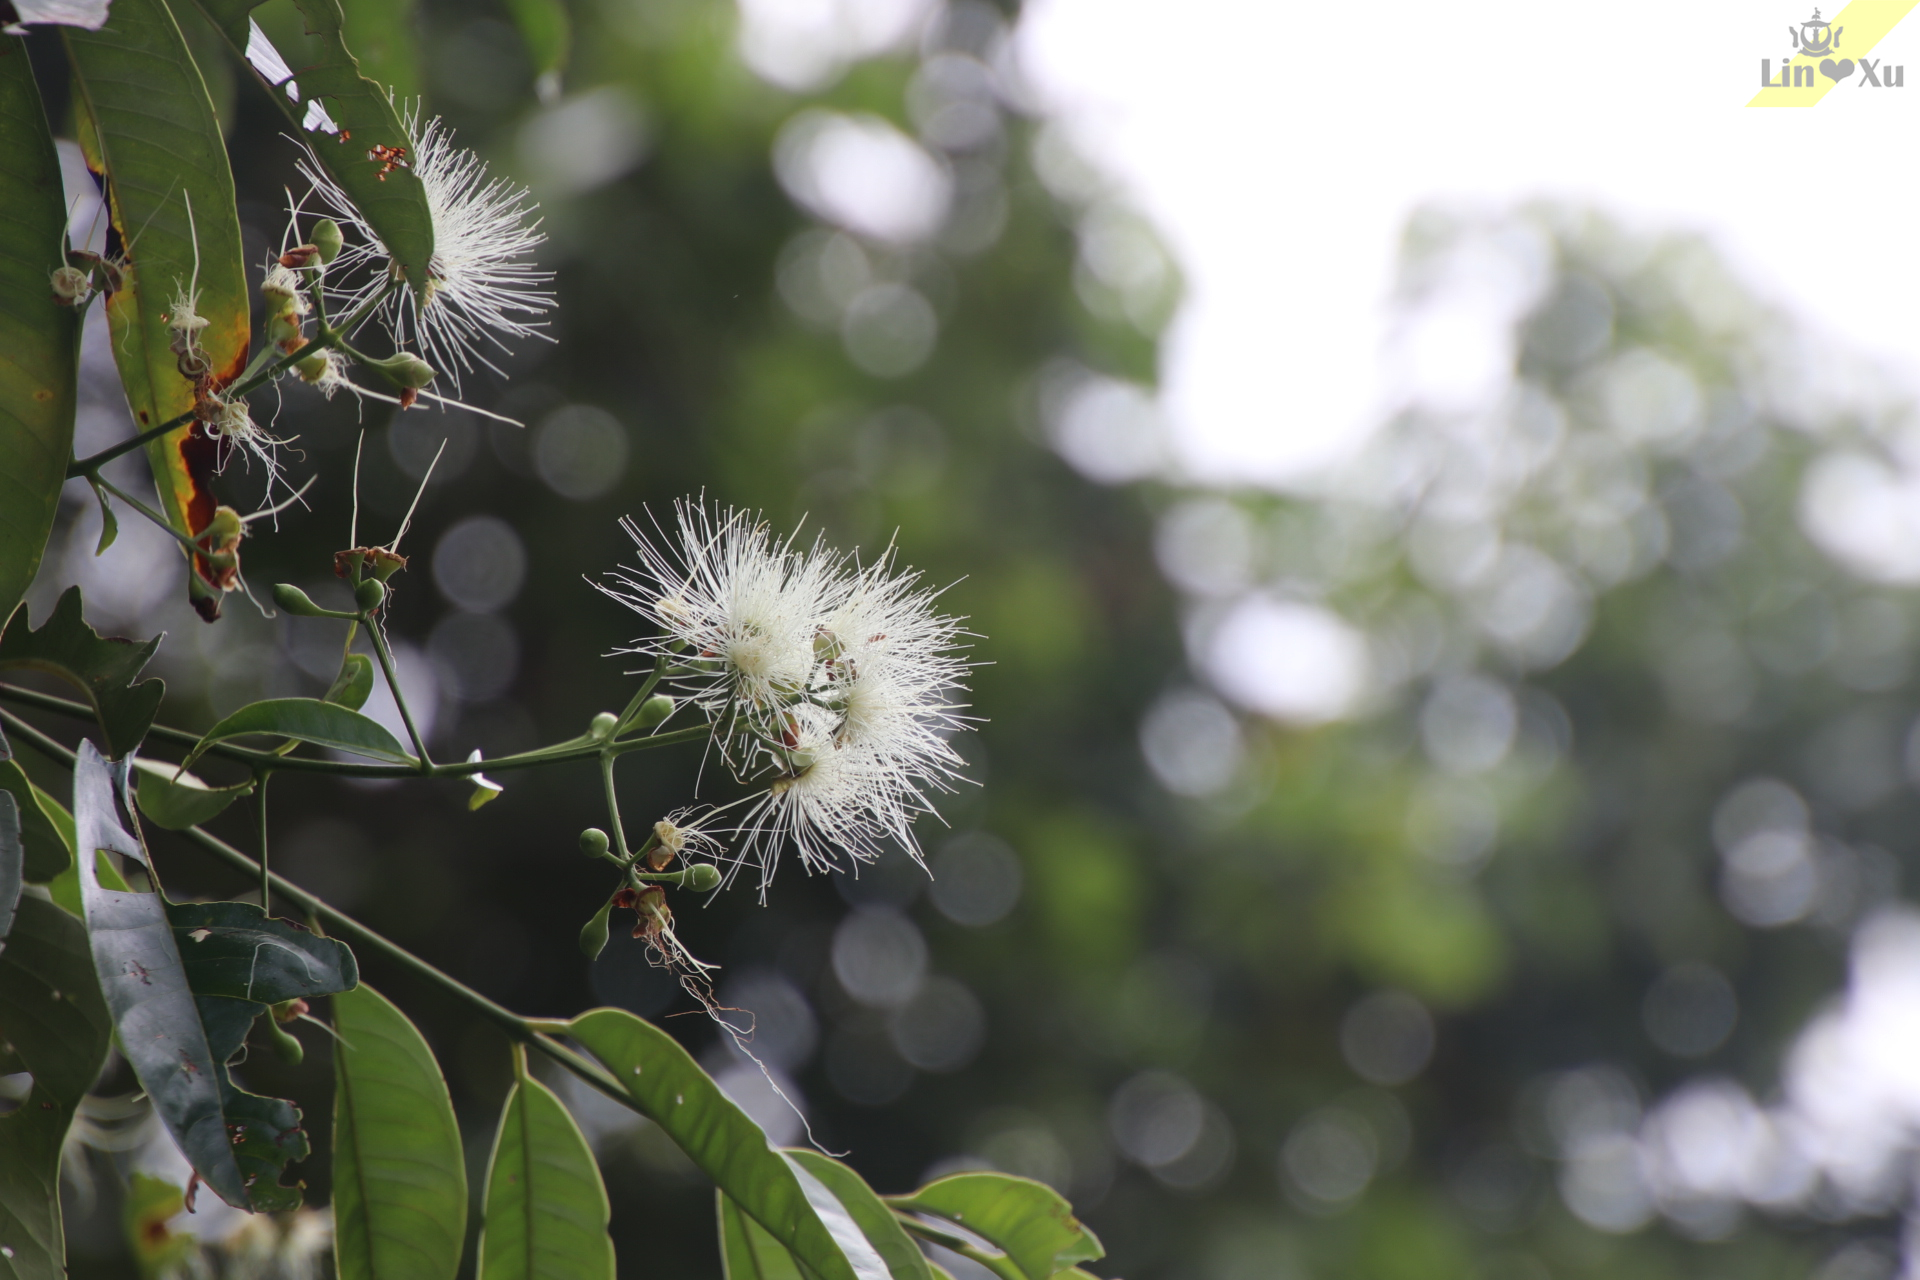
1749;0;1918;106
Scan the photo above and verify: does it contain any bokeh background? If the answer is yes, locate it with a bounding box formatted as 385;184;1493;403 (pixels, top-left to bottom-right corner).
16;2;1920;1278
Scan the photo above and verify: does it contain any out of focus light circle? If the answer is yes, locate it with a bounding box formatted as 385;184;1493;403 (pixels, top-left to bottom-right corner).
715;1061;805;1147
428;611;520;703
928;832;1022;926
1558;1132;1653;1233
1151;1101;1235;1192
1203;597;1368;725
1140;688;1242;797
1109;1071;1205;1168
1420;673;1517;775
721;970;818;1072
1721;831;1820;927
842;284;937;377
887;975;985;1071
1281;1108;1377;1212
432;515;527;613
517;87;650;196
1044;372;1166;484
774;110;950;244
1340;991;1436;1087
1642;963;1738;1059
831;908;927;1007
534;405;629;501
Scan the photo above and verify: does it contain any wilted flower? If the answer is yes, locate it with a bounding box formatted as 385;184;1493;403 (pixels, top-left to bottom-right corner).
300;107;551;385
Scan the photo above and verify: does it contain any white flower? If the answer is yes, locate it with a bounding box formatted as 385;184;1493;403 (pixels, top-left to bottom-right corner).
299;108;551;386
601;502;841;733
601;502;974;895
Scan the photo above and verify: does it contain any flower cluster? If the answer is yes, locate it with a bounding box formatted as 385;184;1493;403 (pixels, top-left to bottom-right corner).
602;502;972;894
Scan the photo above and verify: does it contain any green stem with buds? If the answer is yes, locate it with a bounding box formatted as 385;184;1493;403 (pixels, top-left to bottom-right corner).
65;278;404;480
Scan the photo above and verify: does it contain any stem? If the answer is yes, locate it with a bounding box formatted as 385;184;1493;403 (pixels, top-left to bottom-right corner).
616;660;667;730
93;477;209;560
600;751;630;860
361;614;432;771
67;278;402;480
255;770;272;911
0;683;708;778
891;1216;1026;1280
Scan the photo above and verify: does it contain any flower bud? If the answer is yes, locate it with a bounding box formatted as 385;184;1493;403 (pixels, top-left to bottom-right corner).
631;694;673;730
578;827;611;858
312;218;343;264
363;350;437;390
278;245;321;269
272;583;337;617
590;711;619;740
297;351;333;384
265;1017;304;1066
681;862;722;893
354;578;387;611
578;900;613;960
270;998;310;1024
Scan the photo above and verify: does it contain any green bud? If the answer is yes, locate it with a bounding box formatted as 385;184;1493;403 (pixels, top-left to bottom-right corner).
579;900;613;960
578;827;611;858
312;218;344;265
590;711;619;740
631;694;673;730
363;350;437;390
354;578;387;611
265;1017;304;1066
681;862;722;893
272;583;336;617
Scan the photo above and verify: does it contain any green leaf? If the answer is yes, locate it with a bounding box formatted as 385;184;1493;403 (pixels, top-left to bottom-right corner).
784;1152;935;1280
885;1175;1102;1280
0;894;115;1280
719;1194;807;1280
167;899;358;1003
0;793;19;952
70;742;307;1213
0;587;164;759
476;1072;616;1280
332;983;467;1280
192;0;435;298
90;481;118;555
0;725;70;884
337;0;422;102
503;0;569;96
123;1174;198;1278
131;757;253;830
66;0;250;594
326;652;376;711
181;697;413;769
563;1008;864;1280
0;37;82;629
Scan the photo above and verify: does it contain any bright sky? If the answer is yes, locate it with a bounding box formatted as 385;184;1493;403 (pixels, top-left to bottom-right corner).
1016;0;1920;485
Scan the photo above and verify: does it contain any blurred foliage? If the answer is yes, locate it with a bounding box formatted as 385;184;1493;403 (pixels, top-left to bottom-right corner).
19;1;1920;1278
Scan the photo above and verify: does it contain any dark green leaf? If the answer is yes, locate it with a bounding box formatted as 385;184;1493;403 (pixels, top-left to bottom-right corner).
325;652;375;711
0;751;67;885
885;1174;1102;1280
181;697;413;768
503;0;569;93
476;1073;616;1280
0;38;81;629
719;1194;808;1280
0;894;114;1280
332;983;467;1280
168;899;358;1003
132;757;253;830
192;0;435;298
0;793;19;951
91;482;118;555
784;1151;935;1280
0;587;164;759
337;0;423;102
564;1008;864;1280
66;0;250;577
71;742;306;1212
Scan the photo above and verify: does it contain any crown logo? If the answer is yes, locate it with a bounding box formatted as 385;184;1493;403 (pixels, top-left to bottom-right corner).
1789;8;1843;56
